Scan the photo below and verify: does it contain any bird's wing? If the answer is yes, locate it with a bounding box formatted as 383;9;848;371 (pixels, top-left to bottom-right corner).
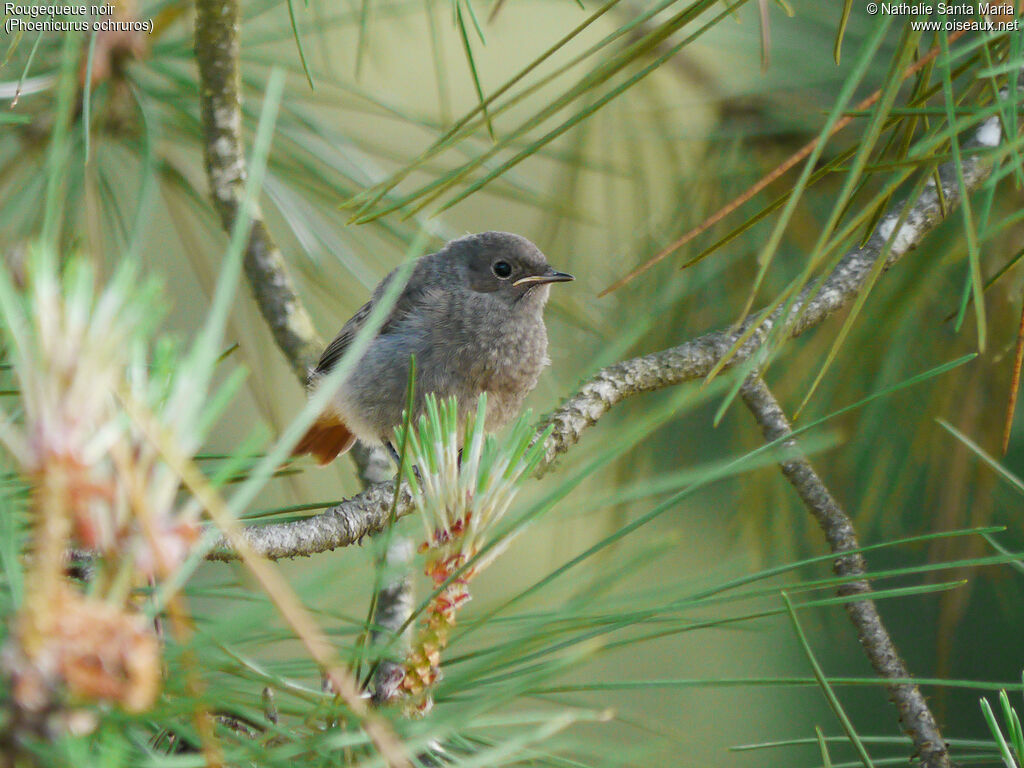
312;300;373;377
311;266;427;378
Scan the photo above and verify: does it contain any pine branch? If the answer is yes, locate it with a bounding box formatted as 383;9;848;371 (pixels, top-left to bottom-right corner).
194;0;322;381
193;0;414;704
740;376;951;768
208;110;1005;561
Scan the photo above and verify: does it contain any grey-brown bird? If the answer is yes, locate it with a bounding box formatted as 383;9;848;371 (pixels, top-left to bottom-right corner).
294;231;573;465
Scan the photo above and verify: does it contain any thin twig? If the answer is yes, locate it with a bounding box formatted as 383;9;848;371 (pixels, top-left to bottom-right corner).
351;444;414;694
193;0;384;483
740;376;950;768
367;539;414;705
207;477;413;560
194;0;322;381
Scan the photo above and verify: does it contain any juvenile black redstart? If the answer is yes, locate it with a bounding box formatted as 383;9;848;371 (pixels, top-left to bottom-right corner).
294;231;573;464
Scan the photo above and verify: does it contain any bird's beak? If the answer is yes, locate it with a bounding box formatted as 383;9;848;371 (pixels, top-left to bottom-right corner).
513;268;575;287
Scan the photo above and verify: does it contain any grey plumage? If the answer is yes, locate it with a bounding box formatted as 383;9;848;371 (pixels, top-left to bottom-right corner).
295;231;573;464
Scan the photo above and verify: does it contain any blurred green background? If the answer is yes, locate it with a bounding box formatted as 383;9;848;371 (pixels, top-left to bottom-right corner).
2;1;1023;765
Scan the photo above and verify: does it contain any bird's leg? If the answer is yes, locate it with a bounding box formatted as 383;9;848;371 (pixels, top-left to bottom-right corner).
385;441;401;467
386;440;422;483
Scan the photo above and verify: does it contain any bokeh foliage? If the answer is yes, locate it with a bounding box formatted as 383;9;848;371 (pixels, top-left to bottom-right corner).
1;1;1024;766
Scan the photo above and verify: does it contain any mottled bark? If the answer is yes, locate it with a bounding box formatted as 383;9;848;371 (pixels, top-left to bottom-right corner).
194;0;321;381
741;377;950;768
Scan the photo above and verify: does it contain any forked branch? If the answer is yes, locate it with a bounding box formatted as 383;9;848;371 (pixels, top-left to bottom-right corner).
209;110;1003;561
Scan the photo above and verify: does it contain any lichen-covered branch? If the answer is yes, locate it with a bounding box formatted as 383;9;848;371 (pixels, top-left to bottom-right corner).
194;0;322;380
208;112;1002;562
542;119;1000;466
207;479;412;561
193;0;414;672
739;376;950;768
192;0;415;662
194;0;389;494
351;448;414;704
368;538;414;705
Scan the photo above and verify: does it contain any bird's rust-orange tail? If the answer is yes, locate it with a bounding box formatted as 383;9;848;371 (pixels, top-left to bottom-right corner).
293;413;356;465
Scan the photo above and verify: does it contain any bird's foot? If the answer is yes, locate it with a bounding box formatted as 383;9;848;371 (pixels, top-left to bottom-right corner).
386;440;423;483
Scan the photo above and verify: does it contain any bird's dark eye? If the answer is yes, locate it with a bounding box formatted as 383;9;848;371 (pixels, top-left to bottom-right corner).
492;260;513;279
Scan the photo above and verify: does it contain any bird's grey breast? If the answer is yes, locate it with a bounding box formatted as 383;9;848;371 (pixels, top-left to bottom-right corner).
335;279;550;441
424;289;549;429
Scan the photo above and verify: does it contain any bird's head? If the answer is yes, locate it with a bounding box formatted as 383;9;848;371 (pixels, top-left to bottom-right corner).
446;231;573;309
